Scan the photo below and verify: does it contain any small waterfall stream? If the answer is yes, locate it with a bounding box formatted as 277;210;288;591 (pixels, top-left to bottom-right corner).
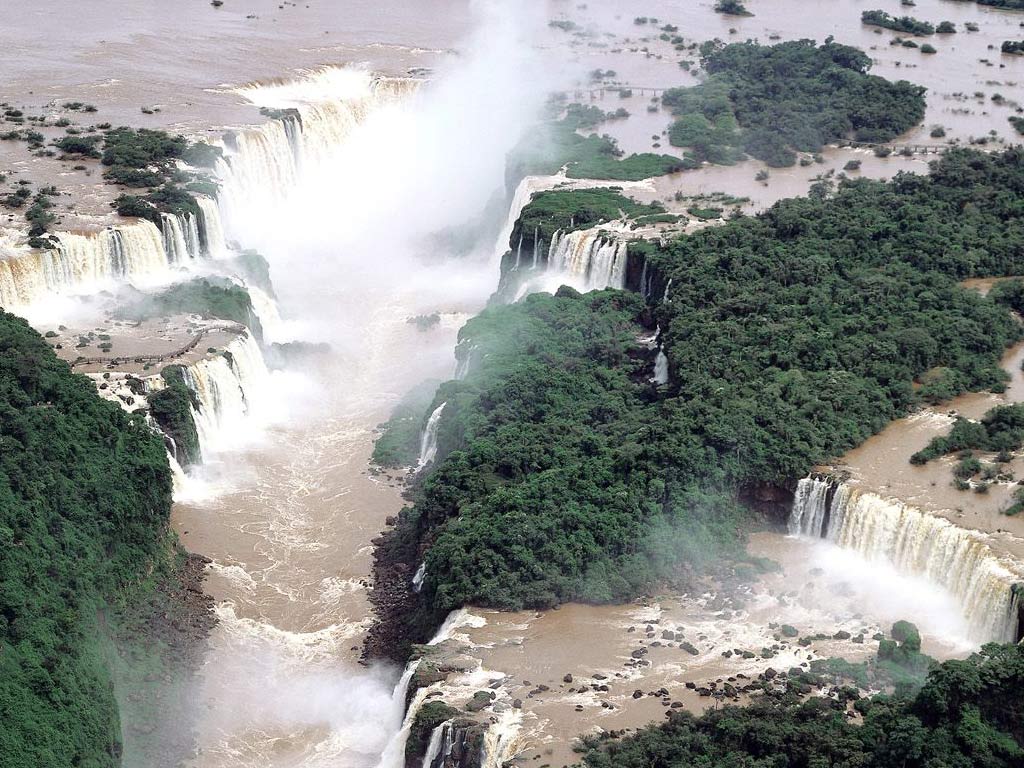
417;402;447;470
181;331;269;460
789;476;1023;643
546;229;627;290
421;721;452;768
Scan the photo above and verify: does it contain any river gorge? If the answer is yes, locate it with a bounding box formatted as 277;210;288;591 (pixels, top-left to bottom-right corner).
2;1;1024;768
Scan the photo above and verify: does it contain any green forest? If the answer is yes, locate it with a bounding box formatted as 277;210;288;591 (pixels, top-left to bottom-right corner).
581;642;1024;768
663;39;926;166
0;311;177;767
374;149;1024;656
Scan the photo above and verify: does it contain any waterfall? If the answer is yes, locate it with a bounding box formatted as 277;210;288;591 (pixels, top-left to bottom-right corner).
453;342;480;381
546;229;628;290
789;476;1024;643
195;196;228;258
412;562;427;593
492;177;551;267
247;285;284;340
181;330;269;459
217;69;417;230
375;659;423;768
480;710;523;768
662;278;673;303
0;220;177;307
417;402;446;470
421;721;452;768
161;213;191;264
639;257;649;298
651;349;669;384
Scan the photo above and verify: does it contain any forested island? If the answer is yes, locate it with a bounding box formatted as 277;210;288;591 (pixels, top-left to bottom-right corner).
662;40;926;167
369;148;1024;661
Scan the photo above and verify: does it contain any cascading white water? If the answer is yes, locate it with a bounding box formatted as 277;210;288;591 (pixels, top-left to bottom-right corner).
417;402;447;470
546;229;628;290
0;220;176;307
195;196;228;259
454;342;480;380
181;330;269;459
247;284;284;340
216;68;418;234
492;176;553;267
421;721;452;768
651;349;669;384
412;562;427;593
161;213;191;264
480;710;523;768
789;476;1023;643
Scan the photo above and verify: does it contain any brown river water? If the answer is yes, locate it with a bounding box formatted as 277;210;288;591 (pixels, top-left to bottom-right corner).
3;0;1024;765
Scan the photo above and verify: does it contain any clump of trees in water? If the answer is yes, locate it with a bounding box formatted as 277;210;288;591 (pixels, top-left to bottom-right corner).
103;127;222;224
911;404;1024;466
1002;40;1024;55
713;0;753;16
148;365;203;467
861;9;936;35
580;642;1024;768
370;149;1024;657
0;311;189;766
661;40;926;167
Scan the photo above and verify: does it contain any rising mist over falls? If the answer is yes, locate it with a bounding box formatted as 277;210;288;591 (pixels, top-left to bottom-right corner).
155;5;566;766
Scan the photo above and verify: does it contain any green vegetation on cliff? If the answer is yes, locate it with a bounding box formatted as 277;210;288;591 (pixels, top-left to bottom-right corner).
372;378;442;468
514;188;664;248
372;149;1024;657
581;642;1024;768
0;310;176;767
662;40;926;166
148;365;202;468
114;278;264;341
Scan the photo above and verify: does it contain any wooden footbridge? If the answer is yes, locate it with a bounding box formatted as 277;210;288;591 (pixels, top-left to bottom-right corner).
577;85;671;100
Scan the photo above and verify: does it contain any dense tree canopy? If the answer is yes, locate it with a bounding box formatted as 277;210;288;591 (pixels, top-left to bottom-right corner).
376;149;1024;643
663;40;926;166
0;311;173;767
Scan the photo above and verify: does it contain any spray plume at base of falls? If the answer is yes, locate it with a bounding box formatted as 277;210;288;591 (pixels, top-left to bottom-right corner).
164;4;569;765
789;476;1024;644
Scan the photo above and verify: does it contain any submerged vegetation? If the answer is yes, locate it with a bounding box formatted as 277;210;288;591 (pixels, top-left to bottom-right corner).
372;148;1024;658
508;102;692;181
861;10;936;35
911;405;1024;465
662;40;926;167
